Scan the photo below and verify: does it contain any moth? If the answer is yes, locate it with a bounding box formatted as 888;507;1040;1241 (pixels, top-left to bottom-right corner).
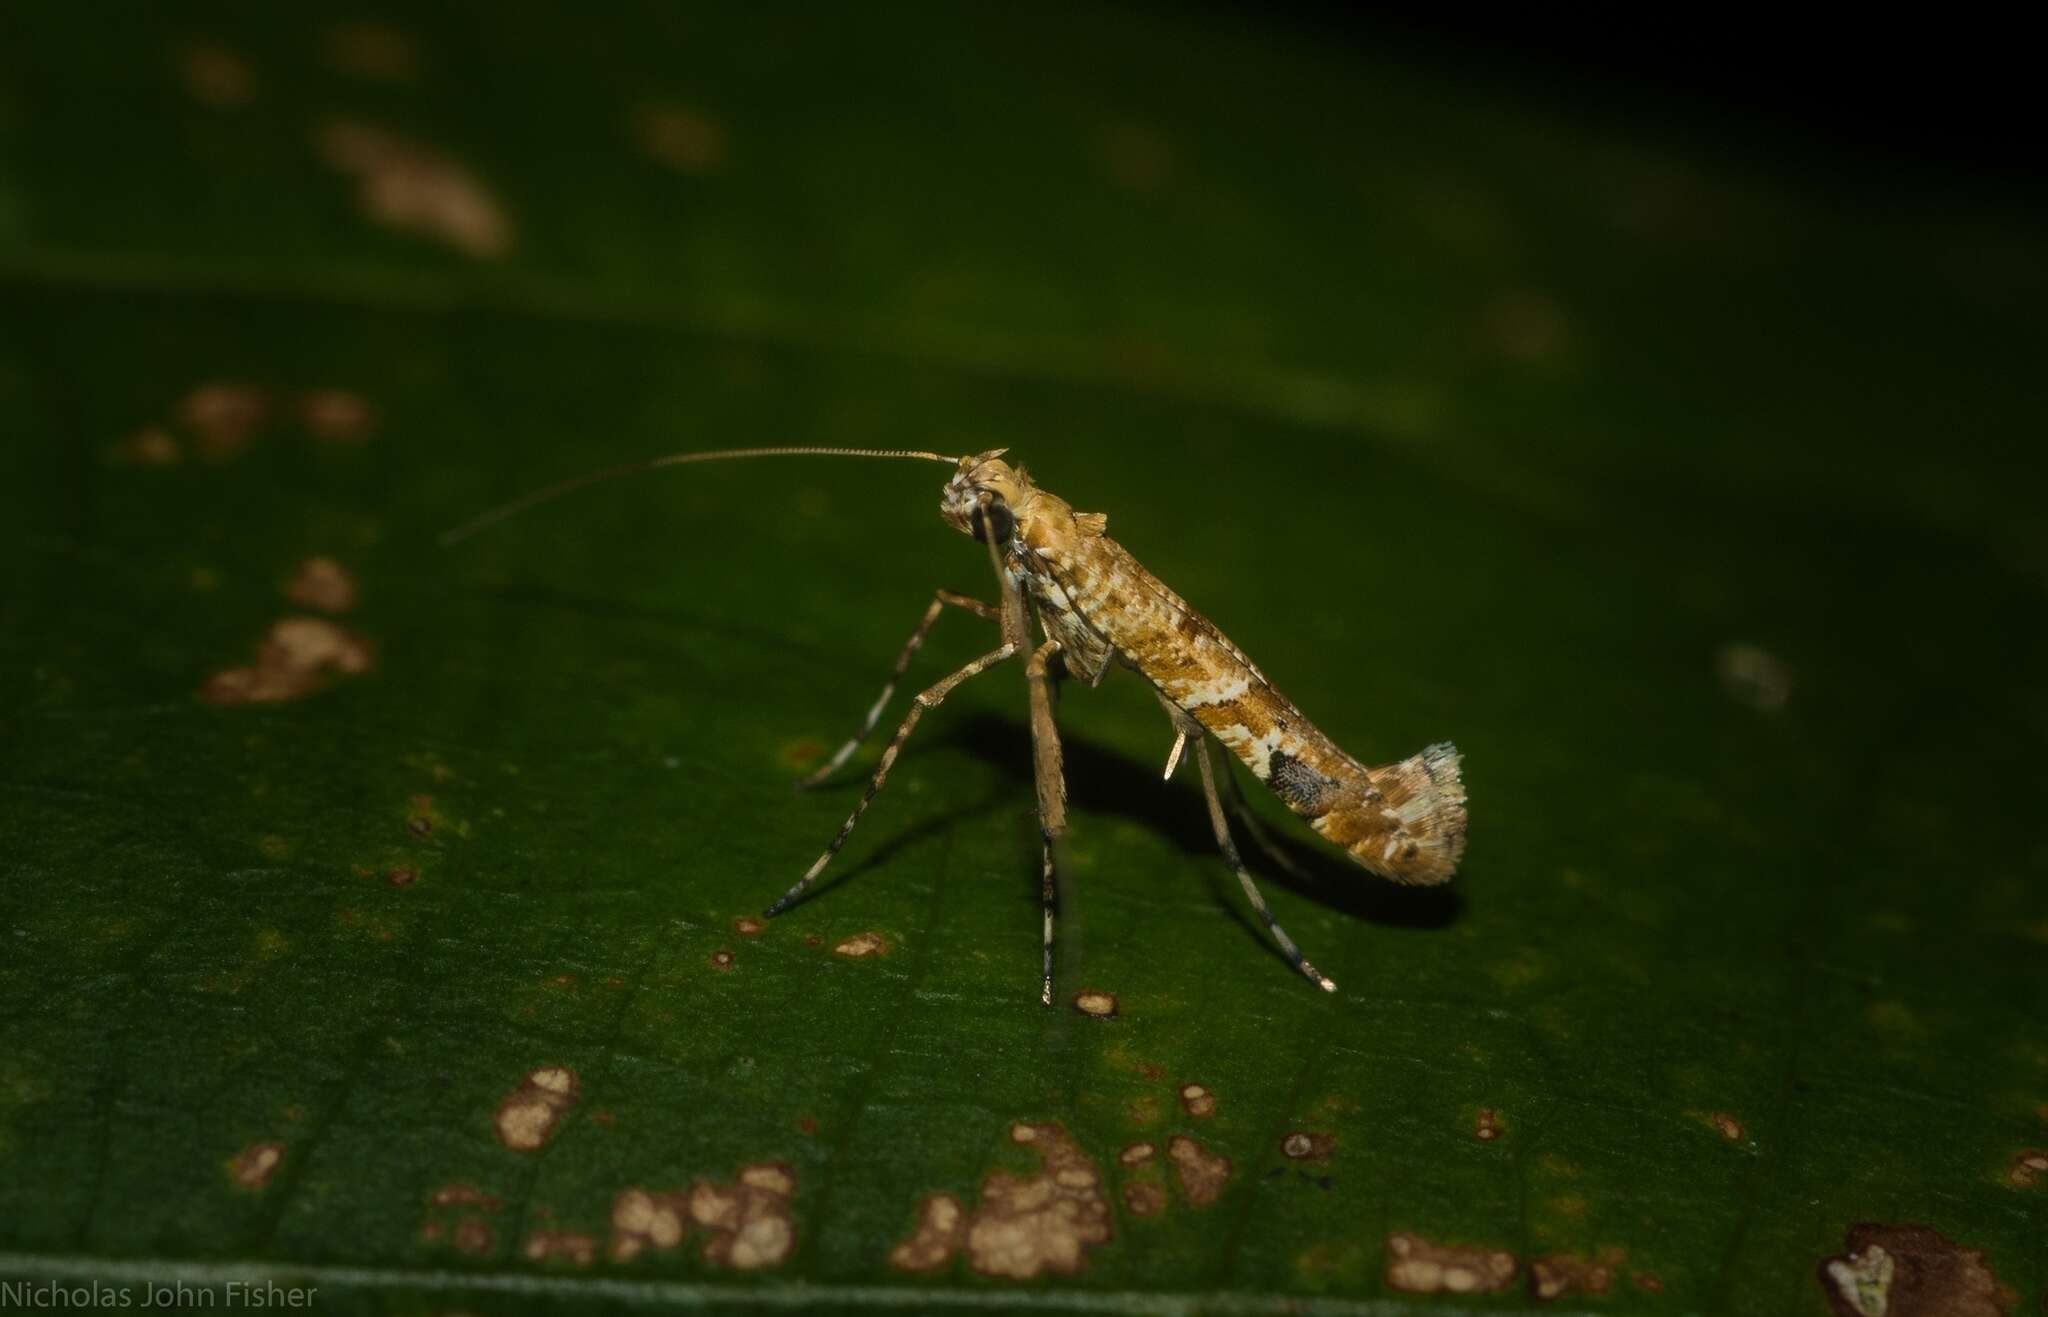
447;446;1468;1002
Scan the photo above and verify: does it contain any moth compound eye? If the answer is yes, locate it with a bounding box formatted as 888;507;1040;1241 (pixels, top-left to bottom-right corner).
973;499;1016;545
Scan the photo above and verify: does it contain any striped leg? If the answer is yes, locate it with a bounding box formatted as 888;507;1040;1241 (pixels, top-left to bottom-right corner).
796;590;997;790
1196;740;1337;993
765;641;1019;918
1212;750;1305;880
1024;639;1067;1006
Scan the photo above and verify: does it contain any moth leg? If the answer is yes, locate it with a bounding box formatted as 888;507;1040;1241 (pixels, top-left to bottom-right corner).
765;640;1020;918
1213;750;1305;880
1024;638;1067;1006
1160;729;1189;781
1196;739;1338;993
796;589;998;790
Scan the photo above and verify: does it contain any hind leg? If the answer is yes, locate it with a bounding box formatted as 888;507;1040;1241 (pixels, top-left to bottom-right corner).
1196;740;1337;993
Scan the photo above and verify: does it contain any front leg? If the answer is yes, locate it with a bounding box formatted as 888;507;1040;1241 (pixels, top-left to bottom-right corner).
797;589;997;789
1025;638;1066;1006
764;640;1019;918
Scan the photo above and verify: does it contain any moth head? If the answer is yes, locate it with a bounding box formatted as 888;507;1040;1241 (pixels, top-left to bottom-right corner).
940;448;1031;545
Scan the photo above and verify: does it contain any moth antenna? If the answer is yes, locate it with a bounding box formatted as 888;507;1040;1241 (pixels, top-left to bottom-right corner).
439;446;960;546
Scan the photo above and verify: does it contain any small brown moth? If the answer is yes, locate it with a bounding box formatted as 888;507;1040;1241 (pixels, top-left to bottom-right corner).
447;446;1467;1001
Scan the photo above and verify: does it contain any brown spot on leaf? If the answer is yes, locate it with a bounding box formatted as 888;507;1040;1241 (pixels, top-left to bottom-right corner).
1119;1143;1155;1167
1167;1135;1231;1207
453;1218;493;1256
1719;643;1793;712
634;103;728;173
430;1183;501;1210
1073;991;1117;1018
734;917;764;937
2006;1150;2048;1188
1704;1111;1747;1141
300;389;376;443
179;383;270;459
1531;1249;1623;1301
1136;1062;1163;1081
317;118;513;260
228;1140;283;1190
710;950;735;971
796;1115;818;1136
888;1193;965;1273
610;1187;689;1263
1179;1083;1216;1119
1385;1233;1519;1296
1122;1183;1166;1218
963;1123;1112;1279
285;557;358;614
495;1066;578;1152
385;866;418;888
834;932;888;958
1634;1271;1665;1293
1476;1107;1504;1141
177;40;256;109
116;427;182;467
523;1230;597;1266
688;1162;797;1269
1282;1131;1334;1161
202;616;374;705
1820;1224;2014;1317
319;21;422;83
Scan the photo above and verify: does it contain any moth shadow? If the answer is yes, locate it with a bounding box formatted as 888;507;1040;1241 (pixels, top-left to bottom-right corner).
936;712;1462;934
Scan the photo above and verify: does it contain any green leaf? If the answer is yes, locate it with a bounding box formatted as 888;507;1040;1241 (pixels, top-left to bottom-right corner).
3;5;2045;1315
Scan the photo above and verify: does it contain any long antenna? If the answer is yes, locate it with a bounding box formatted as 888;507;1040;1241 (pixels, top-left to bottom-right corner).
439;446;960;547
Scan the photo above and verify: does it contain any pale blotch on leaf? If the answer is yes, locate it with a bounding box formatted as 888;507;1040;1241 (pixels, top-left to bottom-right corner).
284;557;358;615
316;118;513;260
1474;1107;1504;1142
494;1066;579;1152
888;1193;965;1273
227;1140;283;1190
688;1162;798;1269
1384;1233;1518;1296
610;1187;689;1263
1166;1135;1230;1207
1118;1142;1154;1167
2007;1150;2048;1188
733;917;764;937
1178;1083;1215;1119
1530;1249;1625;1301
1282;1131;1334;1161
964;1123;1112;1279
1073;991;1117;1019
202;617;374;706
833;932;888;958
523;1230;598;1266
1819;1224;2012;1317
890;1123;1117;1278
710;950;735;971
